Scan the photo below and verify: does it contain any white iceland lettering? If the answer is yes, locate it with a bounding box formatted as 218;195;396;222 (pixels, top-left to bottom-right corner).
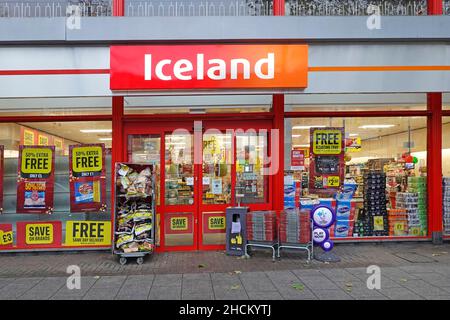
144;52;275;81
155;59;172;81
255;53;274;79
230;58;251;80
174;59;193;80
207;59;226;80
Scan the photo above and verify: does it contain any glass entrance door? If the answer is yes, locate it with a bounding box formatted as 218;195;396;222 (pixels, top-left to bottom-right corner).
163;132;197;249
199;131;233;249
126;120;273;251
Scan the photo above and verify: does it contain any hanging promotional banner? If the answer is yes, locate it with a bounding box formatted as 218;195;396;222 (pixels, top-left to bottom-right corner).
20;127;37;145
346;136;362;152
38;135;49;146
64;221;111;246
69;144;107;213
309;127;345;195
0;223;13;249
0;146;3;214
291;149;305;170
16;146;55;214
16;221;62;248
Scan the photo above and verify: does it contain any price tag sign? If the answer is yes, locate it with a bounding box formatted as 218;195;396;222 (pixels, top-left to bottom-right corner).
0;230;13;245
373;216;384;231
394;222;404;231
327;176;340;187
409;227;421;236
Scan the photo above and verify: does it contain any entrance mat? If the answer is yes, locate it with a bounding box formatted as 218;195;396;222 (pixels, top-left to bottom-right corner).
393;252;436;263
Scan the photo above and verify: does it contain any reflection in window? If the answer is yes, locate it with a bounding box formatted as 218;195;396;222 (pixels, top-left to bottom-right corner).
235;131;269;204
165;133;194;206
202;133;232;205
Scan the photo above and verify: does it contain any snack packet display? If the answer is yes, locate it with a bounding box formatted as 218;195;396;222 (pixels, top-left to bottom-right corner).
114;164;156;254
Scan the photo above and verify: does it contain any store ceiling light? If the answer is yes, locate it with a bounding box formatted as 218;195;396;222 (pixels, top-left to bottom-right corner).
80;129;112;133
292;134;301;138
349;133;359;137
99;138;112;141
292;125;326;130
293;144;310;148
358;125;395;129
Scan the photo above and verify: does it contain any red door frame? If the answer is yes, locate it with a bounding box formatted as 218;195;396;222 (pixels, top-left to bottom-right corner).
123;118;274;252
427;0;444;243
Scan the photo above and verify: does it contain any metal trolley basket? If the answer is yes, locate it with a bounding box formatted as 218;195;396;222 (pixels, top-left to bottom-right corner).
113;163;156;265
277;209;313;262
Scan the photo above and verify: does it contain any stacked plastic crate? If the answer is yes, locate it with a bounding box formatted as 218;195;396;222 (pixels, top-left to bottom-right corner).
279;209;311;244
444;177;450;235
407;176;427;236
246;211;277;242
387;208;408;236
364;171;389;236
396;192;426;236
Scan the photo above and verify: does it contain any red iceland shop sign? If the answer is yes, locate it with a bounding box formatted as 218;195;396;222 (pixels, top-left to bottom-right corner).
110;44;308;90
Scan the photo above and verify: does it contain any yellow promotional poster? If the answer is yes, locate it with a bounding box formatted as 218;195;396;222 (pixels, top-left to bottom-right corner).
38;135;49;146
0;230;13;245
346;137;362;153
72;146;103;173
54;138;63;151
20;148;53;175
208;216;225;230
23;130;35;145
65;221;111;246
312;129;342;155
25;223;54;244
170;217;188;231
327;176;340;187
373;216;384;231
409;227;421;236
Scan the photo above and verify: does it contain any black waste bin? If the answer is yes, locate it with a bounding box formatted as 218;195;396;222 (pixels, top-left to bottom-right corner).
225;207;249;256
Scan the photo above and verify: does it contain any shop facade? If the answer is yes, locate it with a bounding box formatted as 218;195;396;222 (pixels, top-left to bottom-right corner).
0;0;449;252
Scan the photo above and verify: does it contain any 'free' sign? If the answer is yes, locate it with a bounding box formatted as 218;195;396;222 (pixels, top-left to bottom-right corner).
72;146;103;174
20;148;53;175
312;129;343;155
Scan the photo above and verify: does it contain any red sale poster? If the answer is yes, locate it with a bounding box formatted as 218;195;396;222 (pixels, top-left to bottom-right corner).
0;146;3;214
16;145;55;214
291;149;305;170
69;144;107;213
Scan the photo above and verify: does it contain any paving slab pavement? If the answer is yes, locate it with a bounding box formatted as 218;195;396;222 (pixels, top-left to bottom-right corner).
1;243;450;300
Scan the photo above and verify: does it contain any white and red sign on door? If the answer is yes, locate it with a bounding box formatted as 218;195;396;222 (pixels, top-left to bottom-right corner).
110;44;308;90
291;149;305;170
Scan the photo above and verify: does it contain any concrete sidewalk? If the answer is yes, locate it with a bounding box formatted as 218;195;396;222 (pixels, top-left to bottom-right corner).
1;242;450;300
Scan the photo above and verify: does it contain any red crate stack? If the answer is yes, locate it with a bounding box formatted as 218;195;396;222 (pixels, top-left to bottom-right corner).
279;209;311;244
246;211;277;242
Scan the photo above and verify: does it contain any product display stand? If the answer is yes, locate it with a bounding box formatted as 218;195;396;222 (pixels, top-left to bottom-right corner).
244;211;278;262
113;163;156;265
277;209;313;262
